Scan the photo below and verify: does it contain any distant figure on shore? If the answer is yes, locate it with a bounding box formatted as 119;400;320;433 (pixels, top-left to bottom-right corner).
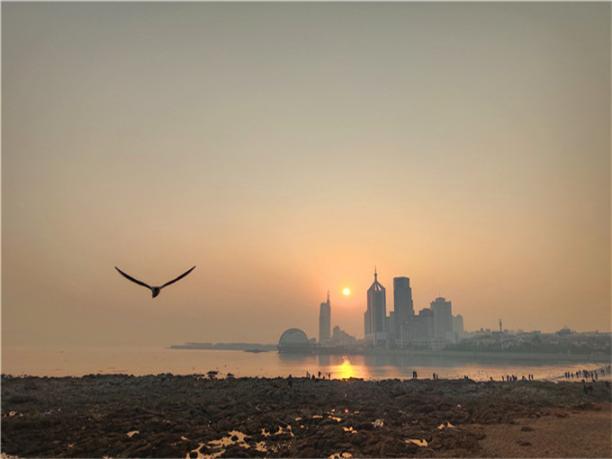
412;371;417;379
115;266;196;298
287;374;293;388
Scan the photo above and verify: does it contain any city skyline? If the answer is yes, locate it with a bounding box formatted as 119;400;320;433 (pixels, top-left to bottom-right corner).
319;269;463;349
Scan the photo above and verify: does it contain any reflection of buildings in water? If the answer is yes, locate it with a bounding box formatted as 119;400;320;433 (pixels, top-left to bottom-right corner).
363;353;468;370
362;354;410;377
274;350;594;381
317;354;350;369
277;352;316;365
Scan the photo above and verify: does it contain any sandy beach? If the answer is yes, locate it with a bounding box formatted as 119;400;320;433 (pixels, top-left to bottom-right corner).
1;374;611;458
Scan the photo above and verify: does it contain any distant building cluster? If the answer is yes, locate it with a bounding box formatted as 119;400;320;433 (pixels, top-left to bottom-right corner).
361;269;464;349
279;270;609;355
279;268;465;353
447;328;611;355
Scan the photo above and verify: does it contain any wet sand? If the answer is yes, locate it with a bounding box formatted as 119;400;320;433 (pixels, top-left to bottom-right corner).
1;374;610;458
469;405;612;458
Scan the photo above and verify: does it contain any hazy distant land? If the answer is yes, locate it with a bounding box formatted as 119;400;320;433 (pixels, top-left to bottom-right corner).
170;329;611;364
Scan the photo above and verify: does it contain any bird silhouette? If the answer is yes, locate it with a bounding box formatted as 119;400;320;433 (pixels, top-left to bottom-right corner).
115;266;196;298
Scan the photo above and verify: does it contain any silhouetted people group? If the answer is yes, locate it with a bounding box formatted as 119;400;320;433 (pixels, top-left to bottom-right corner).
303;370;332;382
563;366;609;382
501;374;533;381
287;364;611;386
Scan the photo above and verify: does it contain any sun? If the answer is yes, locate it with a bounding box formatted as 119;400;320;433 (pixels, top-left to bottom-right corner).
342;287;351;296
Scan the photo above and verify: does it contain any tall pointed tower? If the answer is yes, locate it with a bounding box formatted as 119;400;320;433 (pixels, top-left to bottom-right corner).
365;268;386;345
318;291;331;344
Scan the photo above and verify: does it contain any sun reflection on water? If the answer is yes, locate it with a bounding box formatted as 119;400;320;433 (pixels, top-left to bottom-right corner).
337;357;360;379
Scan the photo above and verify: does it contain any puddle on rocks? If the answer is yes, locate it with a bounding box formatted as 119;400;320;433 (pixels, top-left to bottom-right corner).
329;452;353;459
372;419;384;428
208;430;249;449
186;443;207;459
406;438;428;447
126;430;139;438
187;425;293;459
437;421;456;430
342;426;358;434
261;425;294;438
187;430;250;459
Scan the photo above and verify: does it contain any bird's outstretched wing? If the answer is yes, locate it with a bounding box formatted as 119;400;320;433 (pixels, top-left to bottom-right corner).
115;267;152;290
161;266;196;289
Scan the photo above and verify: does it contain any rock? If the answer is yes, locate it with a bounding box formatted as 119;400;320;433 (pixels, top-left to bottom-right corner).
2;374;608;458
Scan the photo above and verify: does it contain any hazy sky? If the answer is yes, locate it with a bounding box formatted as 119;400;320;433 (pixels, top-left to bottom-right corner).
3;2;610;347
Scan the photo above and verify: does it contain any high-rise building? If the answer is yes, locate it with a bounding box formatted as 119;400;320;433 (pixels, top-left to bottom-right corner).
330;326;357;346
318;292;331;344
453;314;464;340
393;276;414;343
431;297;453;341
365;268;386;345
386;311;396;343
404;308;434;347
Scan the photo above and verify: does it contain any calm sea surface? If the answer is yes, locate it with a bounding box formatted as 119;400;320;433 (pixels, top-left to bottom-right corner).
1;346;604;381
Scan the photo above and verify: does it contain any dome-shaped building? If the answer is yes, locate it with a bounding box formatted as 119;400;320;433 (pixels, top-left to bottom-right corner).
278;328;313;353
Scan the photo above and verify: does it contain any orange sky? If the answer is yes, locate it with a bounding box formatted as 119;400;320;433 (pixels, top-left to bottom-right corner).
2;2;610;347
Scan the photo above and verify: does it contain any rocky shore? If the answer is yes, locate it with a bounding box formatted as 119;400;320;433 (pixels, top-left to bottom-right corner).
2;374;611;458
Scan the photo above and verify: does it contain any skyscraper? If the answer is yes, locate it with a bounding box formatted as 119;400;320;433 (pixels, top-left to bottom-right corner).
453;314;464;341
431;297;453;342
405;308;434;347
318;291;331;344
365;268;386;345
364;310;371;336
393;276;414;343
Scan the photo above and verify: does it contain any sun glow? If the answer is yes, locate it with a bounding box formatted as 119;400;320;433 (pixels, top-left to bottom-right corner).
342;287;351;296
337;357;356;379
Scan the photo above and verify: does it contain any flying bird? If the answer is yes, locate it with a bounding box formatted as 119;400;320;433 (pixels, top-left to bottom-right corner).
115;266;196;298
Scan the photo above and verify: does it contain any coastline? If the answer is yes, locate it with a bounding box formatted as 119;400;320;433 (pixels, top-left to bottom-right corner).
2;374;611;458
169;344;610;363
361;348;611;363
